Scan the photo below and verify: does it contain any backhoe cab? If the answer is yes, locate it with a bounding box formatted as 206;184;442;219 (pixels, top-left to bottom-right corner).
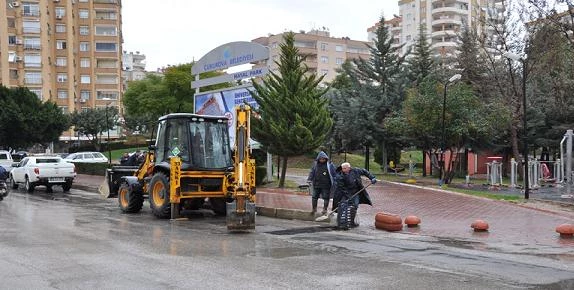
117;105;256;230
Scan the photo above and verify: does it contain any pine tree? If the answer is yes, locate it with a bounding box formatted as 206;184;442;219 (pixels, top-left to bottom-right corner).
250;32;332;187
407;24;435;85
330;14;407;169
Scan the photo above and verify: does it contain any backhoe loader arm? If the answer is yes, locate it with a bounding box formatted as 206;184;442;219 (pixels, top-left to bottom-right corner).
226;104;256;230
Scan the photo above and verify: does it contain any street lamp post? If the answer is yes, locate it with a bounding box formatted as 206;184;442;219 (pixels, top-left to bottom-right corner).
440;73;462;185
102;98;112;166
504;52;529;199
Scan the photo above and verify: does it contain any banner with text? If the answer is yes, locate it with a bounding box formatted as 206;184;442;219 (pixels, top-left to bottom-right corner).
194;86;257;145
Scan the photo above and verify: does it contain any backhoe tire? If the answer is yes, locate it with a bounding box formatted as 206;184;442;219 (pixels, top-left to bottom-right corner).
149;172;171;219
25;177;35;193
209;198;227;216
118;182;144;213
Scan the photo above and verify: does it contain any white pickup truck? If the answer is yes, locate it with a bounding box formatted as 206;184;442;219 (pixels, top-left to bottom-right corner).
0;150;13;171
9;156;76;193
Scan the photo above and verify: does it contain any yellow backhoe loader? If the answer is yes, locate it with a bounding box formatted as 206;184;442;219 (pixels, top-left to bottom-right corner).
115;105;256;230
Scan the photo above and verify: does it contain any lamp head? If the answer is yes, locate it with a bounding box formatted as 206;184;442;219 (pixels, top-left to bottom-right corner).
449;74;462;83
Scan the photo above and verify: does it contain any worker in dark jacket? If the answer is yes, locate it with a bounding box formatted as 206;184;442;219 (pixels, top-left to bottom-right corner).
307;151;337;215
333;162;376;227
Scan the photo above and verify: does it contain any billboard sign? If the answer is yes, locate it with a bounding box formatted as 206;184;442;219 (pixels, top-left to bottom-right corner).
192;42;269;75
191;67;268;89
194;85;257;145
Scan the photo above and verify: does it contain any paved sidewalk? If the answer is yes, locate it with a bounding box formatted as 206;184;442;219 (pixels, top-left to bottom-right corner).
74;174;574;249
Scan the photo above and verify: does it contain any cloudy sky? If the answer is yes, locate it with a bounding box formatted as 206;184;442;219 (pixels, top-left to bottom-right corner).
122;0;399;72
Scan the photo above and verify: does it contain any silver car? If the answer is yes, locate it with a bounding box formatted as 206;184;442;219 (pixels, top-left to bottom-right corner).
64;152;109;163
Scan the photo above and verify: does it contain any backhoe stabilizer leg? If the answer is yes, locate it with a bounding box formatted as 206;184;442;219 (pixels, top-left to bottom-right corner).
226;200;256;231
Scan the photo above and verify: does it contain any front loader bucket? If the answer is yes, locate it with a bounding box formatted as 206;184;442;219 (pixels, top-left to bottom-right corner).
98;170;112;198
226;200;256;231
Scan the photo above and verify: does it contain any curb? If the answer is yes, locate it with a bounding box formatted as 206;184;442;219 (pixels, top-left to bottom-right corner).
256;206;317;221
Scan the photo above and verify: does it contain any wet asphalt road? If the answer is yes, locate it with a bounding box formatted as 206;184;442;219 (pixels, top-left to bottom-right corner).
1;187;574;289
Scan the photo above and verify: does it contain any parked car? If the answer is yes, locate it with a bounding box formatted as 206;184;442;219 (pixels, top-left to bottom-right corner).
0;150;14;172
9;156;76;192
64;152;109;163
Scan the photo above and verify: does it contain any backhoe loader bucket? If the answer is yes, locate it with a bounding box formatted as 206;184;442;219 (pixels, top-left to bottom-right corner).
99;170;111;198
226;200;256;231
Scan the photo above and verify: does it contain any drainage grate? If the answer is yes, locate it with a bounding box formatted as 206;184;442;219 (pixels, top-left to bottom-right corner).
266;226;335;235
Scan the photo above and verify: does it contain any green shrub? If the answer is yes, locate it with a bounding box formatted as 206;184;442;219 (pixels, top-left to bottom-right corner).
73;162;109;176
255;166;267;186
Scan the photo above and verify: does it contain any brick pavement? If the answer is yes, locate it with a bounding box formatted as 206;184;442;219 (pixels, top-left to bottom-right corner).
74;174;574;248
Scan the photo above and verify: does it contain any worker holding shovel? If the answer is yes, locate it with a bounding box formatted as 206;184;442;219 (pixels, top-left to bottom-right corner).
307;151;337;215
332;162;376;228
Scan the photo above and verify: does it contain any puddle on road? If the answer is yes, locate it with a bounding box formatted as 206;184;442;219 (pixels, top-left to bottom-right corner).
265;226;335;235
435;238;487;250
249;247;324;259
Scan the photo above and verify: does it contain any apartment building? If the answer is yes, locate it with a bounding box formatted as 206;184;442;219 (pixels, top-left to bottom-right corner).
0;0;123;141
368;0;504;57
252;29;371;84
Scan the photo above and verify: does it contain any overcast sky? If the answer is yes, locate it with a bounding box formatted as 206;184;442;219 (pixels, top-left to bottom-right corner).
122;0;399;72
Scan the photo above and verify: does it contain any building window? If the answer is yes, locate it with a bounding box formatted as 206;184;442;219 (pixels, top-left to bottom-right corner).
56;57;67;67
80;42;90;51
29;89;42;100
97;91;118;100
55;24;66;33
95;26;117;36
95;10;116;20
57;90;68;99
56;40;66;50
80;90;90;100
320;43;328;51
321;56;328;63
79;26;89;35
8;51;17;63
79;9;89;19
96;75;118;84
321;69;328;76
25;72;42;84
335;45;343;52
336;58;343;65
57;73;67;83
96;59;116;68
23;3;40;16
24;54;41;67
80;58;90;68
7;18;15;28
23;21;40;33
406;35;412;41
79;0;89;2
9;69;18;79
55;7;65;18
95;42;117;52
59;106;68;114
80;75;91;84
23;37;41;50
8;35;17;45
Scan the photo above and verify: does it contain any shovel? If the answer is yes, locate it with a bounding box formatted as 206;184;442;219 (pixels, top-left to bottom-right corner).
315;182;373;222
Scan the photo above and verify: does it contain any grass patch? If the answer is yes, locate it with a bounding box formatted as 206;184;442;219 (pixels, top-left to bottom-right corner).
449;188;521;201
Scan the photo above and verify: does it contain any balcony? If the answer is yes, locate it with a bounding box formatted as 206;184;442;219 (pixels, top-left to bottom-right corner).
432;7;468;15
297;47;317;56
431;29;457;38
431;0;468;4
431;18;463;27
431;41;458;50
